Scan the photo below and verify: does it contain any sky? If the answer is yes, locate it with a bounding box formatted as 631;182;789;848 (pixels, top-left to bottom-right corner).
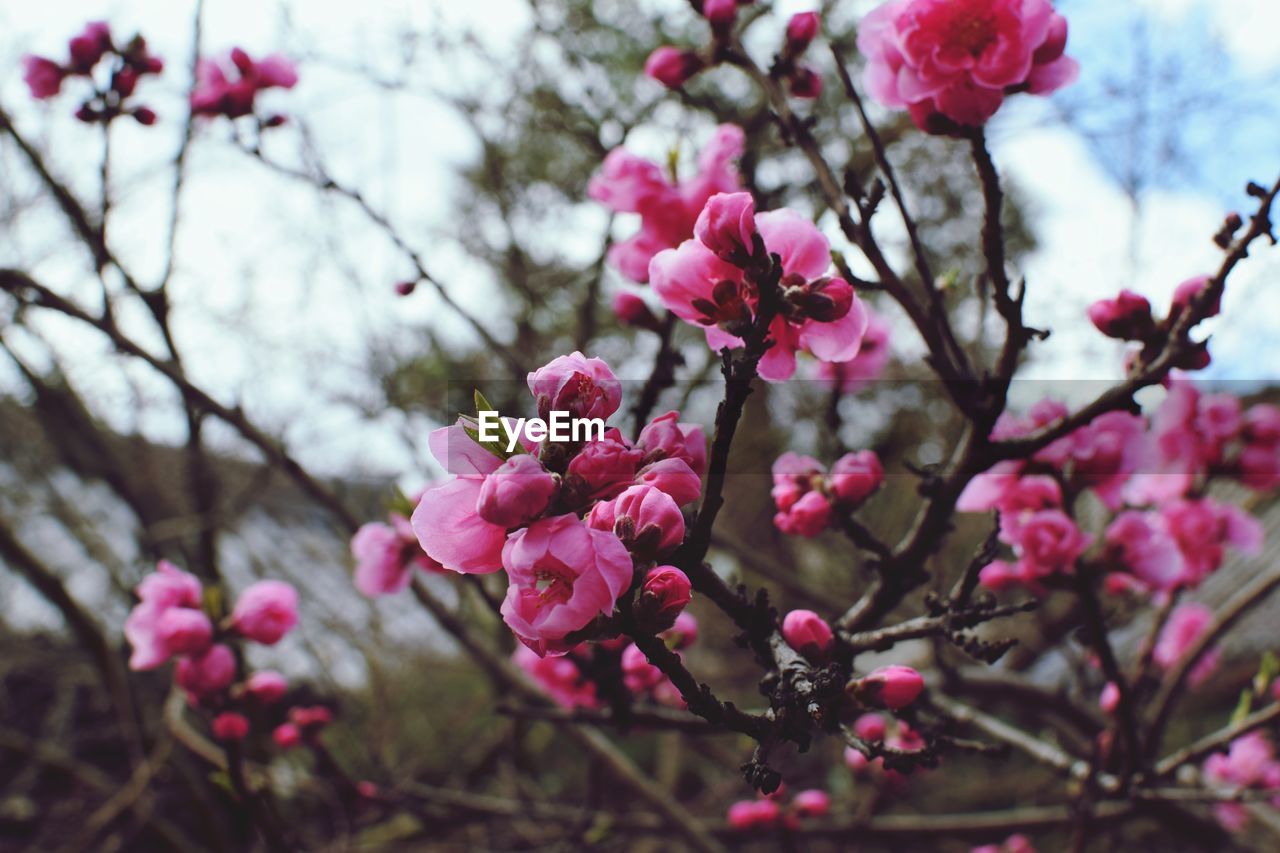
2;0;1279;488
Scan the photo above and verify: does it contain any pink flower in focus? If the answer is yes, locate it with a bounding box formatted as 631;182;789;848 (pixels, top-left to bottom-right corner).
853;665;925;710
476;454;559;528
651;208;868;381
694;192;758;264
190;48;297;120
412;424;508;574
230;580;299;645
565;433;645;503
589;484;686;558
829;450;884;506
635;566;693;633
500;515;632;657
643;47;705;90
212;712;250;741
22;56;65;99
527;351;622;422
858;0;1079;134
245;670;288;704
590;125;743;282
176;644;237;699
635;456;704;507
781;609;834;661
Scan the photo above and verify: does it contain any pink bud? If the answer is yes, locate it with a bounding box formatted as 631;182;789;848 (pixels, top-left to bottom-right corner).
133;107;157;126
477;455;558;528
789;67;822;99
1099;681;1120;715
702;0;737;25
112;65;139;97
773;490;832;537
289;705;334;730
230;580;299;645
1171;275;1219;318
635;457;703;507
781;609;834;661
844;746;870;772
272;722;302;749
853;712;887;742
1087;289;1153;340
527;352;622;422
155;607;213;657
637;412;707;477
727;798;781;829
176;644;237;698
613;291;659;330
643;47;705;90
590;484;686;558
695;192;757;264
21;56;65;99
634;566;692;632
792;789;830;818
786;12;821;53
830;450;884;505
394;280;417;296
245;670;288;704
212;711;250;741
854;665;924;710
67;22;112;73
662;611;699;649
356;780;380;799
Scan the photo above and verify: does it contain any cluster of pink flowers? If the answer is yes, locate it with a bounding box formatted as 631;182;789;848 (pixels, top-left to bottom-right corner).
1088;276;1219;372
652;191;869;380
1202;732;1280;832
396;353;703;656
771;449;884;536
589;125;745;284
726;785;831;830
844;711;927;786
23;21;164;125
351;508;443;597
859;0;1078;134
124;561;308;745
190;48;298;124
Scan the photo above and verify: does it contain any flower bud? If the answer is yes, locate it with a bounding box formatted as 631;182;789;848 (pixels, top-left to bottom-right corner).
272;722;302;749
212;711;250;741
643;47;705;90
635;457;703;507
527;352;622;422
21;56;65;99
230;580;299;645
727;798;781;829
155;607;213;657
1171;275;1219;318
694;192;757;265
289;705;334;730
792;789;830;818
786;12;821;54
853;712;887;742
591;484;686;559
830;450;884;505
612;291;660;331
1086;289;1154;340
634;566;692;633
245;670;288;704
850;665;924;710
788;67;823;99
702;0;737;26
176;644;237;699
1099;681;1120;715
781;609;834;661
637;412;707;476
477;454;558;528
663;611;699;649
394;280;417;296
773;490;832;537
68;22;112;73
132;107;157;126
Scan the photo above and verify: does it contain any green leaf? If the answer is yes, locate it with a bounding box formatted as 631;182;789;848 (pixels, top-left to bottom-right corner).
1255;651;1279;696
1230;687;1253;725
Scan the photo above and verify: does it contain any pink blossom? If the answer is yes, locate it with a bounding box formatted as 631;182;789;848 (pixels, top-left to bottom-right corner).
412;425;507;574
978;559;1028;592
664;612;699;649
22;56;65;99
993;475;1062;541
782;609;835;661
792;789;831;818
476;454;559;528
191;48;297;119
643;47;705;90
702;0;738;26
1161;498;1263;586
1099;681;1120;715
1153;602;1219;686
212;712;250;741
1087;289;1154;340
854;712;888;742
813;309;892;391
621;642;666;694
1009;509;1091;577
1103;511;1185;592
633;566;693;632
853;665;925;710
590;125;743;282
66;22;112;72
499;515;633;656
635;456;703;507
651;208;868;380
230;580;299;645
245;670;288;704
1204;733;1280;810
527;352;622;422
1171;274;1220;319
637;411;708;476
589;484;686;557
973;835;1036;853
352;514;443;597
775;490;832;537
176;644;237;698
514;645;598;709
124;561;206;670
786;12;821;54
289;705;334;730
772;452;823;512
612;291;659;330
727;798;781;829
273;723;302;749
694;192;758;264
829;450;884;506
565;433;645;503
859;0;1078;134
1067;411;1145;509
155;608;214;657
788;67;823;99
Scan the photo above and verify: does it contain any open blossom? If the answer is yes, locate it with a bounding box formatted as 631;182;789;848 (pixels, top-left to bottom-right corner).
859;0;1078;134
351;513;443;597
1161;498;1263;586
231;580;299;645
477;455;559;528
1203;732;1280;832
527;351;621;422
1009;509;1091;576
829;450;884;506
500;515;632;656
589;125;743;283
651;198;868;381
412;424;508;574
191;48;297;119
781;610;834;661
124;560;208;670
813;309;892;391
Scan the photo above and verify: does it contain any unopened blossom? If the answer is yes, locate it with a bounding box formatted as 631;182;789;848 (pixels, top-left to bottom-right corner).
412;424;508;574
702;0;738;26
786;12;821;54
1171;274;1220;319
793;789;831;818
1098;681;1120;715
651;203;868;380
513;645;599;709
565;433;645;503
191;48;297;119
829;450;884;506
1088;290;1154;340
477;454;559;529
973;835;1036;853
212;712;250;741
694;192;757;264
771;451;828;534
788;67;823;99
664;611;699;649
781;609;834;661
775;490;832;537
851;665;925;710
612;291;659;330
635;566;693;631
230;580;298;645
643;47;705;90
155;607;214;657
637;411;708;476
352;513;443;597
854;712;888;742
726;798;781;829
527;351;622;423
635;456;703;507
589;484;686;558
22;56;65;99
245;670;288;704
273;723;302;749
289;705;334;730
589;125;743;282
859;0;1078;134
67;21;113;72
500;515;632;656
176;644;237;699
